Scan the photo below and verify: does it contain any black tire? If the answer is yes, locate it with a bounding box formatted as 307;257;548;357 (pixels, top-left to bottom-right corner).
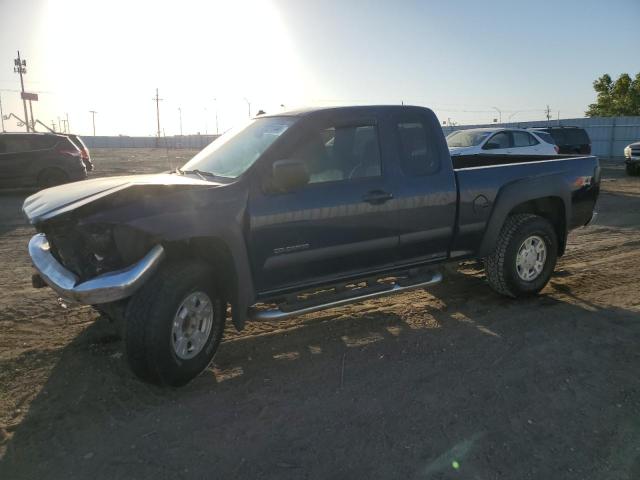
626;163;639;176
484;214;558;298
38;168;69;188
124;261;226;387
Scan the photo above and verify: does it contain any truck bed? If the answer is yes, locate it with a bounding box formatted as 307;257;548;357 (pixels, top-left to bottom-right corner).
450;153;600;259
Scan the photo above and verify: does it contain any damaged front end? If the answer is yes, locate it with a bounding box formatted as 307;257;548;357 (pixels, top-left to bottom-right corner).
22;173;218;305
28;219;165;304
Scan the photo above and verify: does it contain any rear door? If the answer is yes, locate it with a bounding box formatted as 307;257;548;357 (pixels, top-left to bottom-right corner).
512;130;549;154
389;111;457;264
248;116;399;294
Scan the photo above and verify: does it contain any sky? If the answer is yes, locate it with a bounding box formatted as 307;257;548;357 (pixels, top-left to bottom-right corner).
0;0;638;136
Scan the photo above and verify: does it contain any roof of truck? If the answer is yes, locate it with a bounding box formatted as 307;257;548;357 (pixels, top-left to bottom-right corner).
264;105;431;118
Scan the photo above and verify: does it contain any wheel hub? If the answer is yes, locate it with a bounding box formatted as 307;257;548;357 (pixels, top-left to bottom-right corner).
171;291;214;360
515;235;547;281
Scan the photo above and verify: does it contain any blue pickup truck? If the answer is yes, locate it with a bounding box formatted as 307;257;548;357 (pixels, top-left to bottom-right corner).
23;105;600;386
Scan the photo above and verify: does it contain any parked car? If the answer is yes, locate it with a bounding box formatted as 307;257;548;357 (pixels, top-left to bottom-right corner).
65;133;93;171
0;132;87;188
624;142;640;176
23;106;600;386
446;128;559;156
531;126;591;155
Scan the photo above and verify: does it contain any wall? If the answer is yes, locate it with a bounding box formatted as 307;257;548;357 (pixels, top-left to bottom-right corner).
441;116;640;159
81;134;218;149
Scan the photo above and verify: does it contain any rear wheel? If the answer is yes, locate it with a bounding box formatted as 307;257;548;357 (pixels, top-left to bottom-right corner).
124;261;226;386
37;168;69;188
484;214;558;297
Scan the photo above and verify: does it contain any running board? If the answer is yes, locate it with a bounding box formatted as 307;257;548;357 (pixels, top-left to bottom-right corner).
248;271;443;321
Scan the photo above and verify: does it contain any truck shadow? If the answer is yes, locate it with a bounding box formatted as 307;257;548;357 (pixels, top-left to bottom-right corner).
2;270;640;479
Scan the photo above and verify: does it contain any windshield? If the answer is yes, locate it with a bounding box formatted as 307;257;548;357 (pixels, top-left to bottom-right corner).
181;116;296;178
446;130;492;148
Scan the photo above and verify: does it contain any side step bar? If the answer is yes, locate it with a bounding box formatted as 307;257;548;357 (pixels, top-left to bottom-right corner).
248;271;443;321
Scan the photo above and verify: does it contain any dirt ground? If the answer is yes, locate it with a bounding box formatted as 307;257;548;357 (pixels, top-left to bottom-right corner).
1;149;639;479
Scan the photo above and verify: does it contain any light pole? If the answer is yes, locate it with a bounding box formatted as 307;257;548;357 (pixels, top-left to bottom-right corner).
491;106;502;124
178;107;183;136
89;110;97;136
213;98;219;135
243;97;251;118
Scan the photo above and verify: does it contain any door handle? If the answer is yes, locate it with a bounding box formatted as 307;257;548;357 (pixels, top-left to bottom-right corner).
363;190;393;205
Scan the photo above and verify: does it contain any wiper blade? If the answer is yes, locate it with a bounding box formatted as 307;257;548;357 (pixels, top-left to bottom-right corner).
179;169;217;180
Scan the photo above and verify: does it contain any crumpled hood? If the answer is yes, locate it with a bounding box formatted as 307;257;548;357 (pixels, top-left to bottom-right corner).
23;173;218;224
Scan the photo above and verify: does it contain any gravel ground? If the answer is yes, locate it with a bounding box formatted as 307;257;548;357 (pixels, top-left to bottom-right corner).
0;150;639;479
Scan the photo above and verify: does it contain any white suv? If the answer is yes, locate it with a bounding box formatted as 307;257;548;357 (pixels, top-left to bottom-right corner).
447;128;559;156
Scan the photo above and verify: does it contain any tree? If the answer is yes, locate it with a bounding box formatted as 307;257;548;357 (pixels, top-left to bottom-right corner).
585;73;640;117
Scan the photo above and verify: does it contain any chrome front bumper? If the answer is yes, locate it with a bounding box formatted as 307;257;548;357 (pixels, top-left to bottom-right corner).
28;233;165;304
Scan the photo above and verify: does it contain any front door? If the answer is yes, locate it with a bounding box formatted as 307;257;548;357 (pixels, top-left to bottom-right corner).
0;135;29;187
481;131;513;154
248;118;398;295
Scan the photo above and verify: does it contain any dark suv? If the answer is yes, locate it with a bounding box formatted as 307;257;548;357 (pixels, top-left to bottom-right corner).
0;132;87;188
531;126;591;155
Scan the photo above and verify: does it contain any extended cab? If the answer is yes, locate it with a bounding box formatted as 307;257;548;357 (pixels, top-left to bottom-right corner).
23;106;600;386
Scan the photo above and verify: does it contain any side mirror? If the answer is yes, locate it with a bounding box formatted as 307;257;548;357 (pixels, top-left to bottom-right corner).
483;142;500;150
272;159;309;191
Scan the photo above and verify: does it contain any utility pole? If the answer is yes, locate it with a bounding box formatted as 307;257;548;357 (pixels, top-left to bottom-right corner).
153;88;163;138
29;101;35;131
545;105;552;125
0;92;5;132
65;112;70;133
178;107;183;136
51;120;56;132
89;110;97;136
61;119;68;133
243;97;251;118
13;50;29;132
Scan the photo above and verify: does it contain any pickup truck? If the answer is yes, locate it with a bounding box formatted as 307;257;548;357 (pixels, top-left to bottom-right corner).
23;105;601;386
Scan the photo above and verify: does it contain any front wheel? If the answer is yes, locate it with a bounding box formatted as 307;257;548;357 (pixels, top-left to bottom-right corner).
124;261;226;386
484;214;558;298
626;163;640;176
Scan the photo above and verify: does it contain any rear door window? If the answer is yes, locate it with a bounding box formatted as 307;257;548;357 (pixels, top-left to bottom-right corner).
397;121;440;176
34;136;57;149
513;131;538;147
534;131;556;145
